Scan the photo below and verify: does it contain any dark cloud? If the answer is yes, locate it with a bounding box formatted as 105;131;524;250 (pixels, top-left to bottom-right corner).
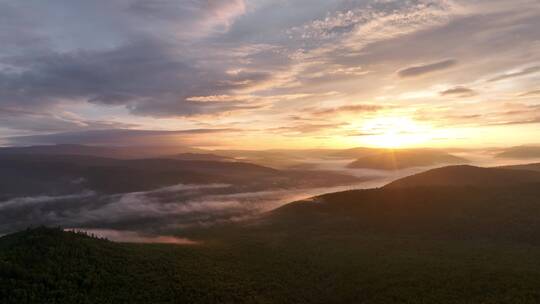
5;128;238;146
127;0;246;35
0;1;271;120
489;66;540;82
440;86;477;97
0;3;47;53
0;38;269;117
0;107;136;132
397;59;458;78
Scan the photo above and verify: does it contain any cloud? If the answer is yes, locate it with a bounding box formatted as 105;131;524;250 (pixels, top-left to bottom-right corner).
440;86;477;97
414;101;540;129
488;66;540;82
309;104;384;116
269;122;348;135
5;128;239;146
345;131;385;137
487;117;540;126
127;0;246;39
518;89;540;97
0;38;270;117
288;0;456;44
397;59;458;78
0;107;137;132
1;0;540;146
279;1;460;91
0;1;270;120
186;92;320;104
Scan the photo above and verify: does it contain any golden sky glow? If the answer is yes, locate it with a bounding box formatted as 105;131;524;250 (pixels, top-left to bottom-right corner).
359;117;434;148
0;0;539;149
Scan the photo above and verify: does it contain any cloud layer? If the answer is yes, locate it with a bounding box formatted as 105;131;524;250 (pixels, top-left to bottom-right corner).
0;179;374;237
0;0;540;147
398;59;458;78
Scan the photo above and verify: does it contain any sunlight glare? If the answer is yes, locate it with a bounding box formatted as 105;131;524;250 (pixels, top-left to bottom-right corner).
361;116;432;148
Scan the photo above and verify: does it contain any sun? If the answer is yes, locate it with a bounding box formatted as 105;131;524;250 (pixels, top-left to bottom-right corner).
361;116;432;148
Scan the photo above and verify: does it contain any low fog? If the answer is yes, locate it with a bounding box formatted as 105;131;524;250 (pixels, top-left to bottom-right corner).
1;147;538;242
0;180;379;238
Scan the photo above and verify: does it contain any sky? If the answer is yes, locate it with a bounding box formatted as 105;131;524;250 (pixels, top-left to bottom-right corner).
0;0;539;149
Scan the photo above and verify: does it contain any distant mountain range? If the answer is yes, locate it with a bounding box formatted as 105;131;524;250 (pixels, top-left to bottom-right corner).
500;163;540;172
495;145;540;159
168;153;235;162
215;147;469;170
0;153;363;200
384;165;540;188
0;144;470;170
347;149;468;170
0;144;200;159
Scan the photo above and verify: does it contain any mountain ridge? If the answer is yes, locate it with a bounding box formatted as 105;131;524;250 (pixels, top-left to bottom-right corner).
384;165;540;188
347;149;468;170
0;153;363;200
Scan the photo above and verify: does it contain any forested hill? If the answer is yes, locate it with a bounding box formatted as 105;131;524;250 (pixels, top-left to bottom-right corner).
383;165;540;188
267;165;540;242
5;165;540;303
